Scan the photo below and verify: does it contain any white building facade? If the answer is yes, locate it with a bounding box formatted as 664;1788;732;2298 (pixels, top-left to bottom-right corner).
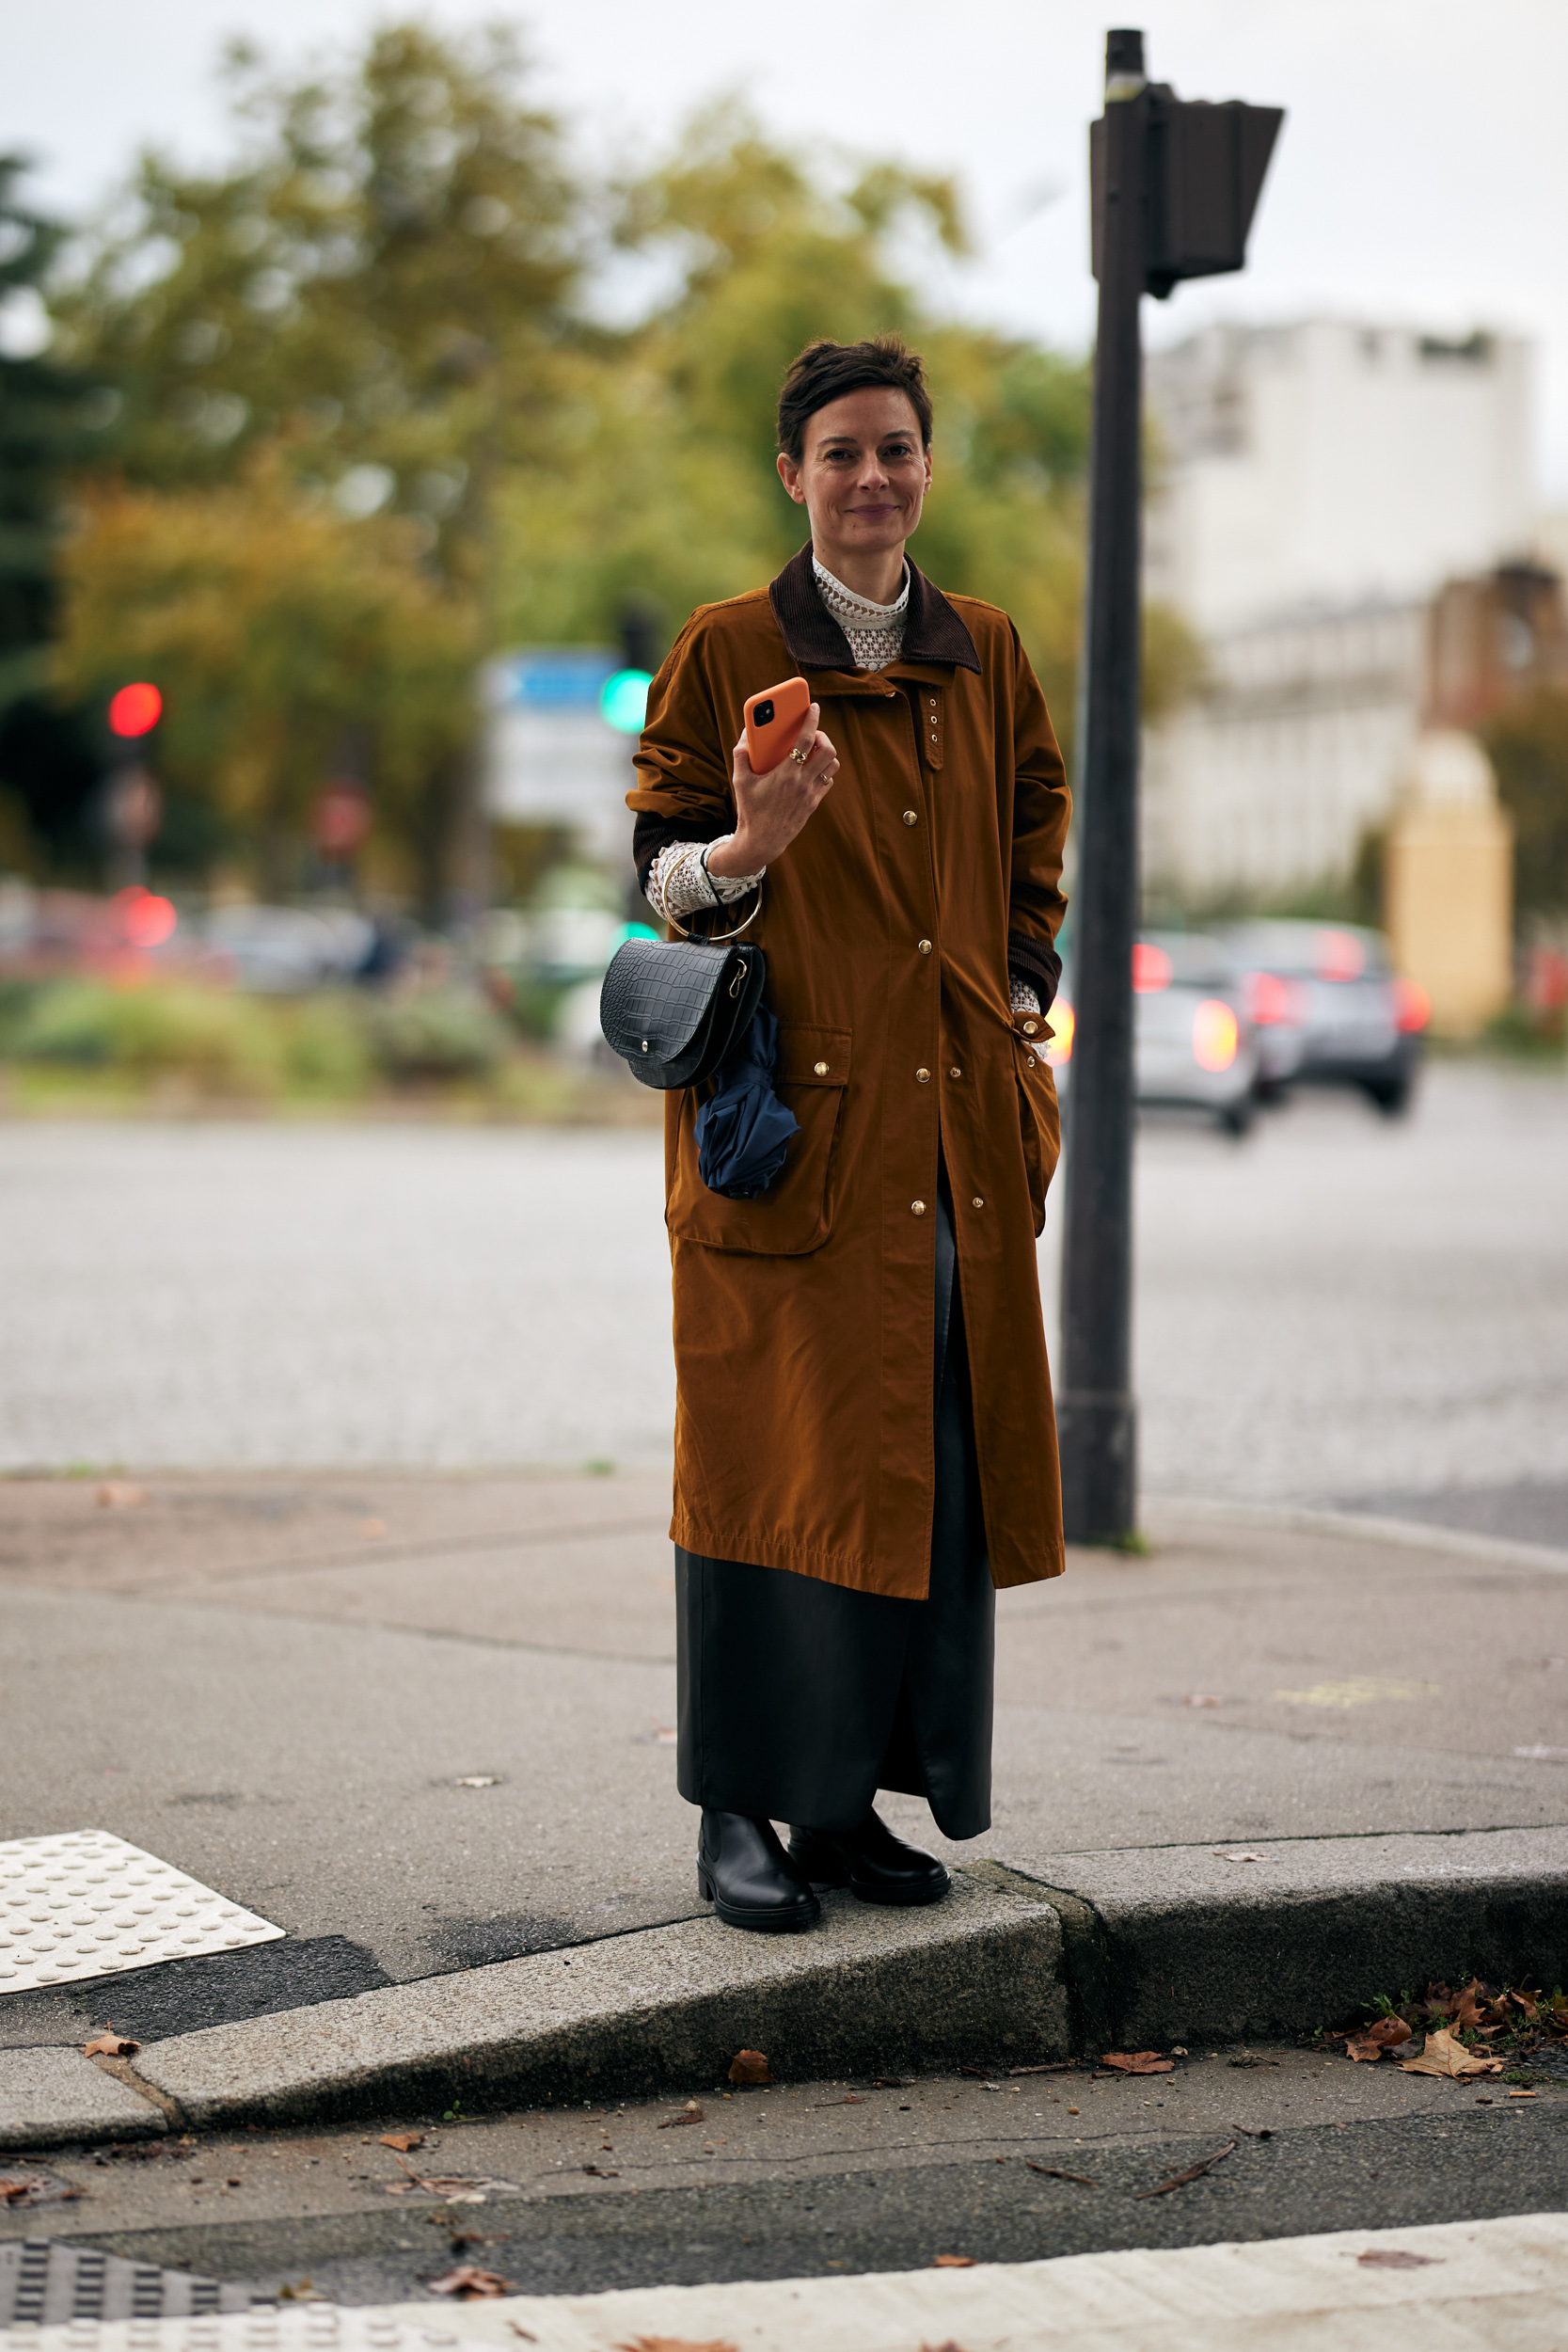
1142;318;1537;903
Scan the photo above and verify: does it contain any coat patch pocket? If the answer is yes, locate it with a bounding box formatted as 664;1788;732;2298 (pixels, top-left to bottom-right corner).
668;1025;851;1255
1014;1036;1061;1238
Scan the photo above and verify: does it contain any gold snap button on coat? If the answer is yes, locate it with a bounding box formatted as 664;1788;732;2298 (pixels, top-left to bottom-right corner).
1022;1020;1038;1035
972;1196;985;1210
911;1199;927;1216
917;939;932;955
915;1068;930;1083
902;809;918;826
949;1066;962;1078
813;1060;829;1075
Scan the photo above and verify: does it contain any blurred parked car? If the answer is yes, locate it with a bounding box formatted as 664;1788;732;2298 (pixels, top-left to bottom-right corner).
1045;930;1261;1136
203;903;376;993
1212;921;1429;1114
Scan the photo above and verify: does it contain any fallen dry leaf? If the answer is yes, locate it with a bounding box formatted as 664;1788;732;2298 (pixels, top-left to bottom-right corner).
1344;2035;1385;2062
95;1482;145;1509
84;2027;139;2058
931;2253;975;2268
1343;2016;1412;2062
1399;2029;1503;2079
657;2102;704;2129
728;2049;772;2086
0;2178;52;2204
615;2339;738;2352
1025;2162;1098;2186
1134;2141;1237;2200
1356;2249;1441;2269
581;2165;619;2178
427;2265;513;2299
379;2133;424;2153
1101;2051;1174;2074
1180;1692;1222;1707
616;2340;737;2352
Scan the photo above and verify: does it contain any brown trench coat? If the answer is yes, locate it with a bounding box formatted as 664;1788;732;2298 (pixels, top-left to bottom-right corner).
628;545;1071;1600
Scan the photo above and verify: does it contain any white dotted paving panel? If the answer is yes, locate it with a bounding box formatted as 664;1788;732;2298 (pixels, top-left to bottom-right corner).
0;1831;283;1995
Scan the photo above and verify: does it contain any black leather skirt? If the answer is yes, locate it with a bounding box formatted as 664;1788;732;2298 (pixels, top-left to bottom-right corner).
673;1172;994;1840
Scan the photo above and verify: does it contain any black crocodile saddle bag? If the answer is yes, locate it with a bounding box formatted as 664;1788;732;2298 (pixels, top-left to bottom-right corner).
599;933;768;1090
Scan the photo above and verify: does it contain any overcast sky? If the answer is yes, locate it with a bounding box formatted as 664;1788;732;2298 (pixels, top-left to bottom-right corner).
9;0;1568;499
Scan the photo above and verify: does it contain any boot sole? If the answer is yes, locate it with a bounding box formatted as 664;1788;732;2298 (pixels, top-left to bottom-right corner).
846;1873;951;1907
698;1871;821;1932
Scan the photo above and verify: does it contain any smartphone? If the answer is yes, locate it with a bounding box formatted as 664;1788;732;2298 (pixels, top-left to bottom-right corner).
744;675;813;773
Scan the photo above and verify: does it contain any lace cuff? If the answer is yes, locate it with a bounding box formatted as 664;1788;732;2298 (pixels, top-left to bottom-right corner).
644;836;764;923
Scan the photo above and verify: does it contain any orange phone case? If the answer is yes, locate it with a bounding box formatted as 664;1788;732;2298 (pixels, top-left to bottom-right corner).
744;675;813;772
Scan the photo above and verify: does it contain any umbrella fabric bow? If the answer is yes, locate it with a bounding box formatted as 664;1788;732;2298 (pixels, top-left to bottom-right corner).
695;1002;799;1199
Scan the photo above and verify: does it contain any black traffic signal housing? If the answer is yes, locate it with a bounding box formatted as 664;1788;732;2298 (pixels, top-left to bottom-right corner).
1092;87;1283;300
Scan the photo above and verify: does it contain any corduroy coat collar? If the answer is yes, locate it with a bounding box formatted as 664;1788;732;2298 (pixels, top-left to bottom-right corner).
768;543;982;675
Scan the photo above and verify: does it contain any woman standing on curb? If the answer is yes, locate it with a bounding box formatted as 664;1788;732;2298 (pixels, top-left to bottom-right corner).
629;334;1070;1932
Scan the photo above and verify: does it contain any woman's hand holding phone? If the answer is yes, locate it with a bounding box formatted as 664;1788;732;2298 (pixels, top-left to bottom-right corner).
707;699;839;879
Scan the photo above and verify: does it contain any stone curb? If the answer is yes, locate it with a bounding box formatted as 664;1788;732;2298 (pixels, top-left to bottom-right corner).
6;1829;1567;2150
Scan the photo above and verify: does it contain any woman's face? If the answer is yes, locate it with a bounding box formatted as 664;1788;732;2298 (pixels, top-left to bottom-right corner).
776;388;932;563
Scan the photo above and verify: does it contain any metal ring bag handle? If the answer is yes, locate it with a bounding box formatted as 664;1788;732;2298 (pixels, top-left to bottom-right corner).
664;876;763;945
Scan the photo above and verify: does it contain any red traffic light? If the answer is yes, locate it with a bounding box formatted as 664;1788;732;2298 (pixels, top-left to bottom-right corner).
108;682;163;739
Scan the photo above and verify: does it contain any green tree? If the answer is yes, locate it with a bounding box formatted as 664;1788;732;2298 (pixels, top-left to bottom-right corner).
1484;687;1568;918
50;459;475;898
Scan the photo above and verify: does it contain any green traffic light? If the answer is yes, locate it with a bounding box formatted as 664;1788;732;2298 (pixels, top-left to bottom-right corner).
600;668;652;734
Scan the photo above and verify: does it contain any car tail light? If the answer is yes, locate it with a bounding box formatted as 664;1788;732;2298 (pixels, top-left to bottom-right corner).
1132;941;1173;993
1246;970;1304;1026
1316;929;1366;981
1044;998;1074;1066
1192;998;1239;1073
1393;977;1431;1033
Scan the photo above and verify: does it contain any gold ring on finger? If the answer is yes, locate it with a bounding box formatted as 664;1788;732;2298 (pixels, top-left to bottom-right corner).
790;748;809;765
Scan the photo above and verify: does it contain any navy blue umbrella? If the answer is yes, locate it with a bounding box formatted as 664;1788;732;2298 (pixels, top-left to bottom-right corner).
696;1002;799;1200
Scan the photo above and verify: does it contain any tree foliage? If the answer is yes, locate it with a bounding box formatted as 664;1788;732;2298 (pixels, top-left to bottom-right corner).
50;459;475;895
1484;688;1568;917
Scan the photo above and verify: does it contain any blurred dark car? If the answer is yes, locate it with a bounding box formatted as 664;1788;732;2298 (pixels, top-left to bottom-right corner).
1046;929;1261;1136
1212;920;1429;1114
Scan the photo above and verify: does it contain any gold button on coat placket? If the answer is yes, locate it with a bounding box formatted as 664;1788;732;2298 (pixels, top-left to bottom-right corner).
911;1200;927;1216
902;810;919;827
813;1060;829;1075
917;939;932;956
972;1197;985;1210
949;1067;962;1079
915;1068;930;1084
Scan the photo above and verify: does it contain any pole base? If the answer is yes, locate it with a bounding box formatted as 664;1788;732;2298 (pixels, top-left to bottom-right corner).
1056;1390;1138;1547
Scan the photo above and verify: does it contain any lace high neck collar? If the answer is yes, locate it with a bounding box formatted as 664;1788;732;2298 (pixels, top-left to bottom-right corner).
812;555;910;628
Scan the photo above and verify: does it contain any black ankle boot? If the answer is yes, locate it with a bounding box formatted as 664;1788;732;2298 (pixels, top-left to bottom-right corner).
697;1811;822;1933
787;1808;950;1907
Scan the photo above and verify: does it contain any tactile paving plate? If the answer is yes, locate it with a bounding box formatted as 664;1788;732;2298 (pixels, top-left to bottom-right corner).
0;2312;458;2352
0;1831;283;1994
0;2238;251;2325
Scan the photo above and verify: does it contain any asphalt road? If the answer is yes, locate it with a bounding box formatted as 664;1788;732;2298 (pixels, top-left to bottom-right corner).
1;1060;1564;1530
5;2049;1566;2303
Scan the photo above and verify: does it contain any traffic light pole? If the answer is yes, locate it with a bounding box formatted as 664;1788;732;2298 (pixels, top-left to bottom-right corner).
1056;30;1149;1546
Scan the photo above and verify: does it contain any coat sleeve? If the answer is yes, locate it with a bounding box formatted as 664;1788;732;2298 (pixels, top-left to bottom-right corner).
626;614;736;887
1006;631;1071;1012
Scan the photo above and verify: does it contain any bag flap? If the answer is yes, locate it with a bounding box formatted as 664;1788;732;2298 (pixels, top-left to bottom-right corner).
600;939;741;1064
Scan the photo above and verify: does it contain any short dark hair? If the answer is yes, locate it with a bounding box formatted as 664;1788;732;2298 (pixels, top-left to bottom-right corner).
776;334;933;462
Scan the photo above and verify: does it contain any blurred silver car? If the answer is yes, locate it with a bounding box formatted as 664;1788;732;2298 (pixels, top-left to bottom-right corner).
1044;930;1261;1136
1212;921;1428;1114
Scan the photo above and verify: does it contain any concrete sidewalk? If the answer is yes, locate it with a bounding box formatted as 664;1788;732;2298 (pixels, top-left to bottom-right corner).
3;1472;1567;2141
